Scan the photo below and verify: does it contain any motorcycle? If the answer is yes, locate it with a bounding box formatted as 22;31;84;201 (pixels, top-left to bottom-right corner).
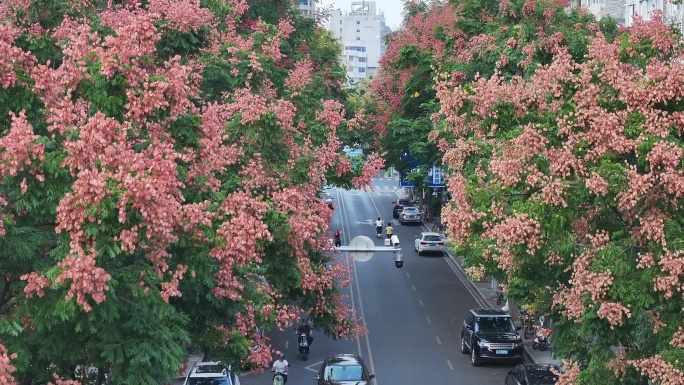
297;332;310;360
375;225;382;238
273;371;286;385
533;329;552;351
326;196;334;210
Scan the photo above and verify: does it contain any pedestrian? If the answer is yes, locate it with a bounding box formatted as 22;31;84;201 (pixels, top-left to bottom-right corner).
271;353;290;384
334;228;342;247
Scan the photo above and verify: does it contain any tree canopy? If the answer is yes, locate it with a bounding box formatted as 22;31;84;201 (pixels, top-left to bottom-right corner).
0;0;380;384
370;0;684;383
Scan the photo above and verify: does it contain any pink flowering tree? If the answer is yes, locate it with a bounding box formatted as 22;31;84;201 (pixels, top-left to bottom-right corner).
370;0;683;383
0;0;379;384
432;5;684;385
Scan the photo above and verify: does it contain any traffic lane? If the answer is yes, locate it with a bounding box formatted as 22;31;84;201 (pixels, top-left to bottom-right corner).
348;180;515;385
410;255;518;381
354;249;507;385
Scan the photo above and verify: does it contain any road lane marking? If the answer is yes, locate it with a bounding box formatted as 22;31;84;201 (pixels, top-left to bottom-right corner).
418;299;423;306
406;273;410;278
305;361;324;373
436;336;442;345
447;360;453;370
411;284;416;291
427;316;431;324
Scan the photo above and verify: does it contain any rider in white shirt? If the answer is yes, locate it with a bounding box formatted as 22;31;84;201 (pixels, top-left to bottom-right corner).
272;353;290;383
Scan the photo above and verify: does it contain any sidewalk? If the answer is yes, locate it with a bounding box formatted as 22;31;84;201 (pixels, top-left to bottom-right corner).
421;218;561;366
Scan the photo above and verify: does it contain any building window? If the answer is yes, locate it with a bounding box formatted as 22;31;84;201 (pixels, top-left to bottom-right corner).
359;68;366;73
299;0;309;4
357;21;360;24
340;20;342;24
339;28;342;33
358;57;366;62
356;37;361;40
357;29;360;32
344;46;366;52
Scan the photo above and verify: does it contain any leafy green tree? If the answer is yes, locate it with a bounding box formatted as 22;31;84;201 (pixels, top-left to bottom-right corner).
0;1;381;384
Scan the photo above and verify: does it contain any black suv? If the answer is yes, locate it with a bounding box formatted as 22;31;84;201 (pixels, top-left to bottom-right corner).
392;199;414;218
460;308;524;366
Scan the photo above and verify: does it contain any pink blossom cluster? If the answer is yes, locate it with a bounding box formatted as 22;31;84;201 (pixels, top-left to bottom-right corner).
0;342;17;385
0;112;45;178
627;356;684;385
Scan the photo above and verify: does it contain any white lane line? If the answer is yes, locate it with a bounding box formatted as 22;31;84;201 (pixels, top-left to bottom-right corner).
418;299;423;306
427;316;432;324
447;360;453;370
411;284;416;291
436;336;442;345
406;273;410;278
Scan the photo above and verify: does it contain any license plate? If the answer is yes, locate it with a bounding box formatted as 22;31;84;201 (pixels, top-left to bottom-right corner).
495;350;508;355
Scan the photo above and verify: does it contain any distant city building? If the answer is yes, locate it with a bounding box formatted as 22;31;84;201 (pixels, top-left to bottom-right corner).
623;0;684;31
328;1;392;85
569;0;626;24
569;0;684;31
297;0;316;18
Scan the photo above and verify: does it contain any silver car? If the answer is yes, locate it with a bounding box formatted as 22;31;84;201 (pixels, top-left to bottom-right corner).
399;207;421;224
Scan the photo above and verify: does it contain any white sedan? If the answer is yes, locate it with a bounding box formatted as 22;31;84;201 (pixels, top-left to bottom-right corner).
414;232;445;256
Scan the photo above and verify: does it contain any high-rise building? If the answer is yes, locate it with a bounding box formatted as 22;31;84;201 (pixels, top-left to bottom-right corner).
297;0;316;18
328;1;392;85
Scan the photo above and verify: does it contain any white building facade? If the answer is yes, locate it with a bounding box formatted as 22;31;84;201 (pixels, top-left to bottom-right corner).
569;0;626;24
624;0;684;30
328;1;391;85
297;0;316;18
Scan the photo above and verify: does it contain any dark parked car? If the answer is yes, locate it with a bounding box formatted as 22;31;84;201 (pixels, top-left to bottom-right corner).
461;308;524;366
392;199;413;218
505;364;561;385
314;354;375;385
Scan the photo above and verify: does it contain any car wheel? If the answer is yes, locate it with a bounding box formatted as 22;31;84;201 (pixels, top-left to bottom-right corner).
460;336;469;354
471;347;481;366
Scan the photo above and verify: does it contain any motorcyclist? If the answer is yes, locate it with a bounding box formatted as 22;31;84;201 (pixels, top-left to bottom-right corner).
333;229;342;247
271;353;290;384
385;223;394;243
295;319;313;347
375;216;383;236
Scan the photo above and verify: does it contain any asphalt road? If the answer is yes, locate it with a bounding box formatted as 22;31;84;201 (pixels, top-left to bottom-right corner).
203;172;518;385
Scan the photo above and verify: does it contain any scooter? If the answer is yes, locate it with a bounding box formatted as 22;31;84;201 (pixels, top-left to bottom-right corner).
273;371;286;385
298;332;310;360
326;196;334;210
533;329;552;351
375;225;382;238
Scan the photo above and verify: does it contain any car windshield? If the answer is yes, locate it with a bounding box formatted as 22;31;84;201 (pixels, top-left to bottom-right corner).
423;235;442;242
475;316;516;333
323;365;364;381
187;378;230;385
403;208;419;213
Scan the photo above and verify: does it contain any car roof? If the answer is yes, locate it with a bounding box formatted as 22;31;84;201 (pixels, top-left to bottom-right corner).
470;308;510;317
420;232;441;237
402;207;419;211
325;354;364;365
189;361;228;377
